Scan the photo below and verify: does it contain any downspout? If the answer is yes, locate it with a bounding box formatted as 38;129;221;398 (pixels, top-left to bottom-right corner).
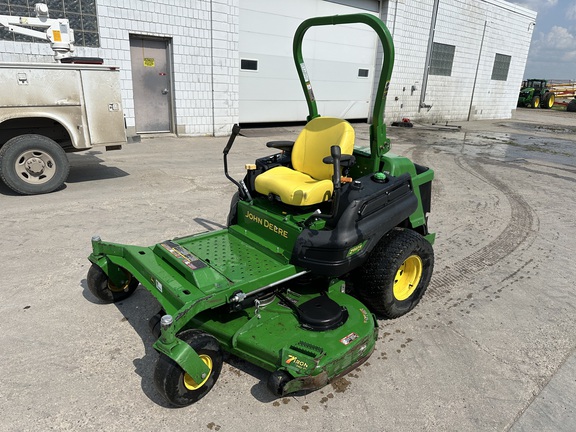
419;0;440;112
467;20;487;121
210;0;216;136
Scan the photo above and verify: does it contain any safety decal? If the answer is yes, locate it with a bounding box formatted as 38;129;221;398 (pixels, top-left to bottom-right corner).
161;241;206;270
154;279;163;293
340;332;359;345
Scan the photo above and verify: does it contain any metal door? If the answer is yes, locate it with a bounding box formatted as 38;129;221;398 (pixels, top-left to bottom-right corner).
129;36;173;133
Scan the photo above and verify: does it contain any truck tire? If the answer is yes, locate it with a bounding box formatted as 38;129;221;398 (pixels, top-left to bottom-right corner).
567;100;576;112
0;134;70;195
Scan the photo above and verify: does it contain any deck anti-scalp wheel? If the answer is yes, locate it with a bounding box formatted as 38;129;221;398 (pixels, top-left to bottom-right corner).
353;228;434;318
87;264;139;303
267;370;292;397
154;330;223;407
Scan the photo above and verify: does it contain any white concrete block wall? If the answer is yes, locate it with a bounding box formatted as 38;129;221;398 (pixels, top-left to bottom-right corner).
0;0;239;136
0;0;534;128
384;0;536;123
470;0;536;120
385;0;435;120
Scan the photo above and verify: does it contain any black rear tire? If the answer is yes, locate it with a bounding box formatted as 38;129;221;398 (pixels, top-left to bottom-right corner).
0;134;69;195
87;264;139;303
154;330;223;407
541;92;554;109
352;228;434;319
567;99;576;112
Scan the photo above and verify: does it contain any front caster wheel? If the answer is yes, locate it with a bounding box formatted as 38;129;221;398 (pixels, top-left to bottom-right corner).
86;264;139;303
267;370;292;397
352;228;434;319
148;311;165;339
154;330;223;407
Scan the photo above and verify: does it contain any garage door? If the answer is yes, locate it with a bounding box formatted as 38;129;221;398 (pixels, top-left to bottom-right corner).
239;0;381;123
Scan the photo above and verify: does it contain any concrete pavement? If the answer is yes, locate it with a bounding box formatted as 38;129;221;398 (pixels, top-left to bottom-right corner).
1;108;575;431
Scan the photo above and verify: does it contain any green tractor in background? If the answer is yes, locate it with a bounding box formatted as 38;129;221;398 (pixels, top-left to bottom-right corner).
518;79;555;109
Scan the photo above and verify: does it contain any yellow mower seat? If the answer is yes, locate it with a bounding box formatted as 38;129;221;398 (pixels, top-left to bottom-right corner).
255;117;355;206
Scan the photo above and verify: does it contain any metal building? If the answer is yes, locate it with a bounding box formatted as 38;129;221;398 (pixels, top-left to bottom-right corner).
0;0;536;136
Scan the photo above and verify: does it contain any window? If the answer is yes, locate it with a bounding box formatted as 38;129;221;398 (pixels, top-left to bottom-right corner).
0;0;99;47
429;42;455;77
241;59;258;71
358;68;369;78
324;0;380;13
491;53;511;81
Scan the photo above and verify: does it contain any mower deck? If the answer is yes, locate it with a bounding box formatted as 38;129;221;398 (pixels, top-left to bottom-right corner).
90;224;377;395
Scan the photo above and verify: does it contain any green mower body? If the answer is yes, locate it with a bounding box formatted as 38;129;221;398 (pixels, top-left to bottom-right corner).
87;13;435;407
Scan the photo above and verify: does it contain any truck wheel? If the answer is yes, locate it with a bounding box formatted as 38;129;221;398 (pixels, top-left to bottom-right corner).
567;100;576;112
87;264;139;303
352;228;434;319
530;96;540;108
0;134;70;195
154;330;223;407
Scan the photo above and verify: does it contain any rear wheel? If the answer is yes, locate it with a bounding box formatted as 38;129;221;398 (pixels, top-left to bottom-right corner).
530;95;540;108
87;264;139;303
154;330;223;407
567;99;576;112
541;92;555;109
0;134;70;195
352;228;434;318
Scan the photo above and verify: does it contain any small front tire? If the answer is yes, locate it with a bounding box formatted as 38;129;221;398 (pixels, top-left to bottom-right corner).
86;264;139;303
352;228;434;319
154;330;223;407
267;370;292;397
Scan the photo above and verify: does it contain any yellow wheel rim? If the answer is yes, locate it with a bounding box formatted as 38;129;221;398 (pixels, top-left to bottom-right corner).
393;255;423;301
548;94;555;108
183;355;212;390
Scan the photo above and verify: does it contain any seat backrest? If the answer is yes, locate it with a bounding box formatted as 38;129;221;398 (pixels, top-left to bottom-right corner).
291;117;354;180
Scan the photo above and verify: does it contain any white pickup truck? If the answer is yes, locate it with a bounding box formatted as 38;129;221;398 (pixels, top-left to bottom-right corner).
0;3;131;195
0;61;127;195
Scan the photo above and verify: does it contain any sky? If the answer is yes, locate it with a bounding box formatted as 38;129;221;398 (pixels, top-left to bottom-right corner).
507;0;576;80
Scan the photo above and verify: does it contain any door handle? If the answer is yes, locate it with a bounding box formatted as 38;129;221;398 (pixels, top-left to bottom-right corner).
162;88;169;95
